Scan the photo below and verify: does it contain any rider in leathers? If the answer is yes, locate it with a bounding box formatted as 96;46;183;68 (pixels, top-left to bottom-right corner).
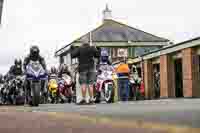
0;74;4;84
23;46;46;72
98;48;112;75
58;64;72;78
6;59;24;104
0;74;4;104
48;66;58;80
23;45;47;102
58;64;75;93
8;59;23;79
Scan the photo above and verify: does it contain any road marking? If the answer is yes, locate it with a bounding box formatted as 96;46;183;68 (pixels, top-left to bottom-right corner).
46;112;200;133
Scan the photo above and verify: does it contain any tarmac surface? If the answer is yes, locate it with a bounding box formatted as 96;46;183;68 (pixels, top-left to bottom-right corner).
0;98;200;133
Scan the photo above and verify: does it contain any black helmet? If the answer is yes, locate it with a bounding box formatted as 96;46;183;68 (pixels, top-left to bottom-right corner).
30;45;40;57
14;58;22;66
0;74;3;80
50;66;57;74
60;64;68;72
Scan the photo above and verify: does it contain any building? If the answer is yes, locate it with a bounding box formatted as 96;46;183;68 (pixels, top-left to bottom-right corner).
130;36;200;99
55;5;170;69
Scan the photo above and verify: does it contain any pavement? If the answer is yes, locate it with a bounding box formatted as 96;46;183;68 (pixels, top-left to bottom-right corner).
0;98;200;133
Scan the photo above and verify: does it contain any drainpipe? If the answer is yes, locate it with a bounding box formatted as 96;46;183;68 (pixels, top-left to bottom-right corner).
140;56;145;99
139;56;144;82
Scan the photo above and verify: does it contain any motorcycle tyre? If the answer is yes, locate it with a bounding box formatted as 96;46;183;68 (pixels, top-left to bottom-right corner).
68;97;72;103
31;83;40;107
105;85;114;104
94;92;101;104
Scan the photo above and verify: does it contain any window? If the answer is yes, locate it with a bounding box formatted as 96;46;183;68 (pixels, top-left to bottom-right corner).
112;48;117;57
117;48;128;57
128;47;132;57
107;48;111;56
128;47;135;57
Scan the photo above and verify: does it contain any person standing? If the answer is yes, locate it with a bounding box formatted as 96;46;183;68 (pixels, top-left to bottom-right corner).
116;61;130;101
71;43;99;105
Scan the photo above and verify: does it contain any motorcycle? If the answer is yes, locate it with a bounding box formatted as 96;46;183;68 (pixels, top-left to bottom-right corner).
26;61;48;106
1;81;10;104
10;76;25;105
48;74;59;104
94;64;115;103
0;82;4;104
4;76;25;105
58;74;73;103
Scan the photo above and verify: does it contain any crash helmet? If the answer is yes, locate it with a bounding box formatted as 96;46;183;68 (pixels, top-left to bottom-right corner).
100;48;109;57
100;48;109;63
0;74;3;81
59;64;68;73
14;58;22;66
30;45;40;58
50;66;57;74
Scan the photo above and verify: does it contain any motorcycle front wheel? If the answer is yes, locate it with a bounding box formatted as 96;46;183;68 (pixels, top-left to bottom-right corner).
31;83;40;107
94;91;101;103
105;84;114;103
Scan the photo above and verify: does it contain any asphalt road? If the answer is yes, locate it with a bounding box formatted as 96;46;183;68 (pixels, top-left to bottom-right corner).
0;98;200;133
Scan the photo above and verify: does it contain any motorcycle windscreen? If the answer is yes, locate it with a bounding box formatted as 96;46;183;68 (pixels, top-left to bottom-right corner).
26;62;47;80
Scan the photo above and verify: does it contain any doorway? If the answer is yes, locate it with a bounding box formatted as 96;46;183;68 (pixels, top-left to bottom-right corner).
137;67;142;77
174;59;183;97
153;64;160;99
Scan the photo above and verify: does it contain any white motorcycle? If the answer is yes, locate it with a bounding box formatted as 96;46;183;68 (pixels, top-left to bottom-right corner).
94;64;115;103
58;74;73;103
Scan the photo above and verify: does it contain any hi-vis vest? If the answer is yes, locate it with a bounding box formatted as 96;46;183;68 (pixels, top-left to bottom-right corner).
116;64;130;73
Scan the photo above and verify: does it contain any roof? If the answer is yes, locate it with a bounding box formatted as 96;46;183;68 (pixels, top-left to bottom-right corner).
141;36;200;57
131;36;200;62
74;19;169;43
55;19;169;56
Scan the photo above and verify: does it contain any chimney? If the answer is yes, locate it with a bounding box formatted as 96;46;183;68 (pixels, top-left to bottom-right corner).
102;4;112;23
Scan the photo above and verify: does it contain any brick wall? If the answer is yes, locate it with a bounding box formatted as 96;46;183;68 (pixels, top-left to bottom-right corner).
144;60;153;99
160;54;175;98
182;48;200;97
138;45;200;99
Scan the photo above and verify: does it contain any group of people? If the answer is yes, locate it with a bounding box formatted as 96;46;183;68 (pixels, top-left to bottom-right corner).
0;42;144;105
0;45;47;104
70;42;144;105
115;59;144;101
0;42;104;105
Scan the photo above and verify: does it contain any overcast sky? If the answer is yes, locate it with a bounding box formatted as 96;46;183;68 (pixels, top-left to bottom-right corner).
0;0;200;74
